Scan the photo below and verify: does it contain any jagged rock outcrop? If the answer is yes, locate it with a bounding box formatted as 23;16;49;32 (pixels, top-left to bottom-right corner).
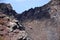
0;13;28;40
0;3;17;17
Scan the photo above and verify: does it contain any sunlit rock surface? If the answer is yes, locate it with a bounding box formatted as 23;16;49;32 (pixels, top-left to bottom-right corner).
0;13;27;40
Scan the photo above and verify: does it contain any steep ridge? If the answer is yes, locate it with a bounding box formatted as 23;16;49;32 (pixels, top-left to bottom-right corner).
16;0;60;22
16;4;51;22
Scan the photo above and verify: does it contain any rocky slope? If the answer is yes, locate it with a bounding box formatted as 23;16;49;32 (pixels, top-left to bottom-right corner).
0;0;60;40
0;12;27;40
17;0;60;40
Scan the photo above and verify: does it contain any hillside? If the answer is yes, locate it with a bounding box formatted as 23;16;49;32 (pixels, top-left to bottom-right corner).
18;0;60;40
0;8;27;40
0;0;60;40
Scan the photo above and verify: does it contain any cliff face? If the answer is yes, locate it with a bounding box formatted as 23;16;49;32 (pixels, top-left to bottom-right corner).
0;0;60;40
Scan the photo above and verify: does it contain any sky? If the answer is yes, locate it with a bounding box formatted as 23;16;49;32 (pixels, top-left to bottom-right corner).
0;0;50;13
